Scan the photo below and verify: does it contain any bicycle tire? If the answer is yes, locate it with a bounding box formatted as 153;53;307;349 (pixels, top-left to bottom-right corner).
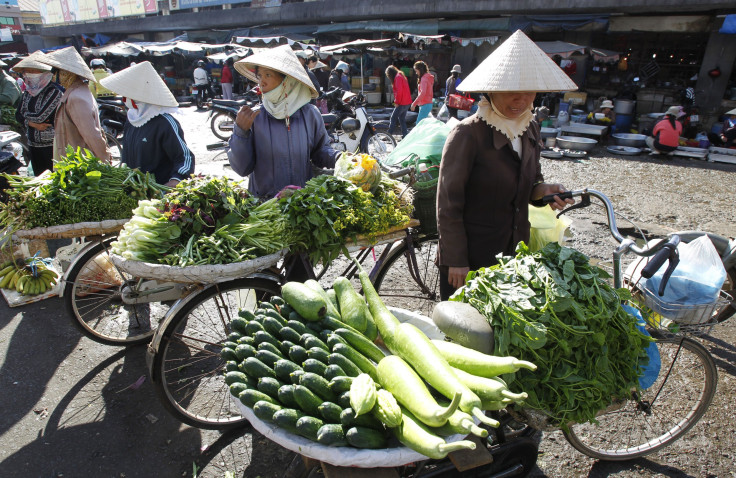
563;333;717;460
151;277;280;429
63;238;167;345
366;132;397;159
372;233;440;317
210;111;235;141
105;132;123;162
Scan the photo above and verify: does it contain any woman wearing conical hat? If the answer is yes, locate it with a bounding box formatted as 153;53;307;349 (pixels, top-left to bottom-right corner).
100;61;194;187
436;30;576;299
229;45;339;199
35;47;111;162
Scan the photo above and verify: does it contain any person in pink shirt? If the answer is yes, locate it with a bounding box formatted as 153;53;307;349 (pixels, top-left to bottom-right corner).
385;65;411;137
410;61;434;125
646;106;682;155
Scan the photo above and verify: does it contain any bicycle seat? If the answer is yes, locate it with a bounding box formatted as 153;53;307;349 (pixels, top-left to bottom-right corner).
322;113;338;128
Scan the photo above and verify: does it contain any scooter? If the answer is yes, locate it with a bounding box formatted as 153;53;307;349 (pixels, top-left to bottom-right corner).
97;97;126;139
208;89;261;141
321;88;396;158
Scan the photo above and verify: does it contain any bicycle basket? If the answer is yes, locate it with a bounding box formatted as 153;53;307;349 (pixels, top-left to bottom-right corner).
636;287;731;335
402;153;438;235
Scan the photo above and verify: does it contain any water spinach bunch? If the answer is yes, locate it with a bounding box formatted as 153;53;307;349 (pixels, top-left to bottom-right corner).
451;242;651;427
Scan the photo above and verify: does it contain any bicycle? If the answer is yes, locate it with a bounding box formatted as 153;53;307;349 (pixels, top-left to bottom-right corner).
531;188;730;460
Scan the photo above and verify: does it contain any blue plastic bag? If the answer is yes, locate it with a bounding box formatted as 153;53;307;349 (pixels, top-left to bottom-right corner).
622;304;660;390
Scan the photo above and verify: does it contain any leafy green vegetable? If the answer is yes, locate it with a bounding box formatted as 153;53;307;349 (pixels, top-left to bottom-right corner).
451;242;651;427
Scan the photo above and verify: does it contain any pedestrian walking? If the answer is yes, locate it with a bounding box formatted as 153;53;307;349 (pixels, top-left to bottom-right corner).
221;58;234;100
385;65;411;138
410;60;434;125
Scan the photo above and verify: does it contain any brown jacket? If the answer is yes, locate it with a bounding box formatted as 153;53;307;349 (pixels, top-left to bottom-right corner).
54;80;111;161
436;115;543;270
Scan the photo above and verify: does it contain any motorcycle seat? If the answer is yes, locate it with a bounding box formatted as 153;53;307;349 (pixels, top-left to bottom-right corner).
212;99;251;108
102;119;124;130
98;98;125;108
322;113;338;128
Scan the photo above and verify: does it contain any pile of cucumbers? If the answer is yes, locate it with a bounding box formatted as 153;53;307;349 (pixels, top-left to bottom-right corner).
222;280;392;449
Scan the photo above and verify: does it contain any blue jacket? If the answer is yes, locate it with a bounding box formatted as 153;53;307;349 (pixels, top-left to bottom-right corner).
228;104;339;198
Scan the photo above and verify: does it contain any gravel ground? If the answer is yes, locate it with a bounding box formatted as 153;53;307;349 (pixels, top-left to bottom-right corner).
2;107;735;477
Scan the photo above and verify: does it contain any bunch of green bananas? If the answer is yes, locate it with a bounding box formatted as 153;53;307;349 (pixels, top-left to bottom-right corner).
0;260;58;296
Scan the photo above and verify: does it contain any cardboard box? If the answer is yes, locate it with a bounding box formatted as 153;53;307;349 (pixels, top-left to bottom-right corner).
563;92;587;106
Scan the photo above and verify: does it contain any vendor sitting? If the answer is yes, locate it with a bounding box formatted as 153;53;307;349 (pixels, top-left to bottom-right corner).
646;106;682;156
100;61;195;187
586;99;616;126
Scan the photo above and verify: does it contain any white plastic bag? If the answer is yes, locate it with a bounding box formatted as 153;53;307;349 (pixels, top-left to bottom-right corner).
437;102;450;122
643;235;726;306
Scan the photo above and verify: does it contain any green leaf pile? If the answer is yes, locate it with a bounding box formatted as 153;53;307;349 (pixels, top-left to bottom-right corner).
451;242;651;427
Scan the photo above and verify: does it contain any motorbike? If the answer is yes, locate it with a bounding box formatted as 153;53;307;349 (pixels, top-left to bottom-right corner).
208;89;261;141
321;88;396;158
97;97;126;140
192;79;218;110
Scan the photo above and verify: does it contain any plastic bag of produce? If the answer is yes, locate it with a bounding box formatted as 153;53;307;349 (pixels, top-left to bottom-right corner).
383;118;452;167
528;205;572;252
334;152;382;192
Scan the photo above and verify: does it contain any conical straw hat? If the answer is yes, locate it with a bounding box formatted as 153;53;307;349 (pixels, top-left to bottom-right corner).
35;46;96;82
100;61;178;107
726;107;736;116
12;51;53;72
311;60;328;70
458;30;578;93
234;45;318;98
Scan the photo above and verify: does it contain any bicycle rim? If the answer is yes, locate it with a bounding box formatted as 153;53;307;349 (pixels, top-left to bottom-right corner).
211;112;235;141
367;132;397;159
564;335;717;460
153;278;279;429
106;133;123;163
64;239;164;345
373;234;440;317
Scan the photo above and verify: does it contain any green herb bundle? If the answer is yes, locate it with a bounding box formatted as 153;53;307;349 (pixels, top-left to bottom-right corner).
279;175;411;265
0;147;168;230
451;242;651;427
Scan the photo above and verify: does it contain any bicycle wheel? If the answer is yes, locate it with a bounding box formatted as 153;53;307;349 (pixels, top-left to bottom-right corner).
151;277;280;429
564;334;717;460
366;132;396;159
372;232;440;317
210;112;235;141
63;237;168;345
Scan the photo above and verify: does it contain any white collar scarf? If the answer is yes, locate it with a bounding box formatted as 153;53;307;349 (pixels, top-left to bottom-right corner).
261;76;312;128
125;98;178;127
476;95;534;141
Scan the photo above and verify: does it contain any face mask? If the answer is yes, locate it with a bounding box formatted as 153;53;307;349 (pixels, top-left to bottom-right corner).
23;72;53;97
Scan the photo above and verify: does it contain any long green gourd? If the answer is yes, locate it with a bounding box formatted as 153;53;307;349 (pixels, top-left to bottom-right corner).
376;355;461;428
451;367;528;403
393;406;477;459
431;339;537;376
358;271;400;349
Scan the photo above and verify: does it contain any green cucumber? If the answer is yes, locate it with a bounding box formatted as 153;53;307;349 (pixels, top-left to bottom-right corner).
257;376;284;399
332;276;370;332
277;384;300;408
223;341;239;350
320;316;360;333
295;416;324;441
326;333;349;350
264;309;288;326
332;343;378;381
328;376;353;394
225;371;249;385
280;340;296;357
324;364;347;381
345;426;388;449
241;357;277;379
237;336;255;346
272;408;307;434
229;382;249;398
290;369;305;385
239;389;277;408
286;319;308;335
235;344;257;361
259;302;278;312
280;303;294;318
225;360;240;373
220;347;238;362
317;423;348;446
337;391;351;409
299;372;337;402
328;353;361;377
253;330;281;350
245;320;267;337
318;401;344;423
262;316;284;336
274;359;302;382
300;334;329;352
256;342;284;357
302;358;328;376
237;309;256;321
282;282;329;321
334;328;385;363
269;295;286;307
288;345;309;365
318;328;332;343
307;347;330;364
293;384;323;417
279;326;302;344
228;331;243;343
253;400;282;422
288;312;307;326
341;407;385;430
255;349;283;368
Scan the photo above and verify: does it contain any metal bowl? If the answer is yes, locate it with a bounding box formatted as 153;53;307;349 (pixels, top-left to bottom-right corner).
612;133;648;148
555;135;598;152
540;127;557;139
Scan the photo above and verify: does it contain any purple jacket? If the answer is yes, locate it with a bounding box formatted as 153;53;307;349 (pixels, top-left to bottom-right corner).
228;104;339;198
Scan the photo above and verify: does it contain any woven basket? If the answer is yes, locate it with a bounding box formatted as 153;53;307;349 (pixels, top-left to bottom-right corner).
412;179;438;234
11;219;128;240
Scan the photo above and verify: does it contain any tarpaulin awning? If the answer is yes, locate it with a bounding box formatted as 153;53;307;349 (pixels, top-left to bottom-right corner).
206;48;251;63
233;35;299;46
450;36;500;47
319;38;395;53
398;33;445;44
511;14;609;33
536;41;587;58
82;40;237;57
589;47;620;62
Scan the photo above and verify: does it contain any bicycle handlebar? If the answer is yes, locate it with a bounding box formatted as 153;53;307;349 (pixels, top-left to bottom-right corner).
536;188;681;294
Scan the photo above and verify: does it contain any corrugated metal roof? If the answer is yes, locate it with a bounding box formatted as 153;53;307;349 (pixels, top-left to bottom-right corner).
18;0;39;12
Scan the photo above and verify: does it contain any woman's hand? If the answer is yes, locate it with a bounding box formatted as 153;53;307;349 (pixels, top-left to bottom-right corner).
448;266;470;289
29;122;52;131
410;103;416;112
532;183;575;211
164;179;180;188
235;105;261;132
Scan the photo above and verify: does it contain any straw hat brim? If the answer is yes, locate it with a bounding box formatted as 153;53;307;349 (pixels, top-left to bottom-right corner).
311;60;328;70
726;108;736;116
36;47;96;83
12;51;53;72
234;45;318;98
665;106;681;116
458;30;578;93
100;61;178;107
